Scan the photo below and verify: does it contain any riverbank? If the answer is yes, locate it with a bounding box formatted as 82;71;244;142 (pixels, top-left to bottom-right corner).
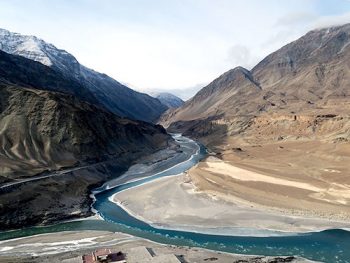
0;135;179;231
0;230;317;262
113;162;350;235
190;155;350;222
1;135;349;262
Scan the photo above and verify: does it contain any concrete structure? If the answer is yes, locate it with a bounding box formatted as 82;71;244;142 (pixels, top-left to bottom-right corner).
62;257;83;263
126;246;180;263
126;246;153;262
82;248;126;263
145;253;181;263
80;245;180;263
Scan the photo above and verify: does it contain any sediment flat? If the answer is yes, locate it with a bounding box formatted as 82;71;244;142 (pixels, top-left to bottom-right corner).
190;146;350;221
113;160;350;235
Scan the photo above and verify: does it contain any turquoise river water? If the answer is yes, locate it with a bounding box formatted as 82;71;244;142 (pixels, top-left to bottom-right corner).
0;135;349;262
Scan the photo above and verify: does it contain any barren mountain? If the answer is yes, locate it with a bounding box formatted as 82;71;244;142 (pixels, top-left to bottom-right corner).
0;50;170;180
0;50;171;229
160;24;350;221
162;24;350;145
0;28;167;123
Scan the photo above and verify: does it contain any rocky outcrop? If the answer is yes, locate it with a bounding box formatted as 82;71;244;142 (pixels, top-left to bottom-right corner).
0;85;170;179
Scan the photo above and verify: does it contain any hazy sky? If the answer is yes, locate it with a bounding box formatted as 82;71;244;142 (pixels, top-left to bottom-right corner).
1;0;350;94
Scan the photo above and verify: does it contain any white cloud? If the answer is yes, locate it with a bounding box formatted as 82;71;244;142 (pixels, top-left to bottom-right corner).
275;12;318;27
310;12;350;29
226;45;258;70
0;0;350;95
143;82;206;100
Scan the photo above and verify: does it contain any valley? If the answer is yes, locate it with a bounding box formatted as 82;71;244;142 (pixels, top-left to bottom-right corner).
114;172;350;235
1;134;349;263
0;12;350;263
161;24;350;237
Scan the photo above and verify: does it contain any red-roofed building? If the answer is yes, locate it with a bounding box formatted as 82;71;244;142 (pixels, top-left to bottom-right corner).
82;254;95;263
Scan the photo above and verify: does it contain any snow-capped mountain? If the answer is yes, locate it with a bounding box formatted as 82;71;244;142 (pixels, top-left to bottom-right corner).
0;28;167;123
152;92;184;108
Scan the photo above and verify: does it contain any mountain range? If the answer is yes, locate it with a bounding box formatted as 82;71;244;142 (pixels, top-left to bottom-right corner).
1;23;350;231
0;33;172;229
159;23;350;228
161;23;350;146
0;28;168;123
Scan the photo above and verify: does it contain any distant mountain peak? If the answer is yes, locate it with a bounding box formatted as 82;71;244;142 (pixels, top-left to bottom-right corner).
152;92;184;109
221;66;258;85
231;66;250;74
192;66;261;101
0;28;61;67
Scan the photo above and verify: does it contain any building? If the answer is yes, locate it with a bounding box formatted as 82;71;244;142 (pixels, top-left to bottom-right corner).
126;246;181;263
81;246;180;263
82;249;126;263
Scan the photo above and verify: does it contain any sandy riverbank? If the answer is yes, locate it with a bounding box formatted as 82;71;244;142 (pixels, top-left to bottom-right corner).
113;159;350;235
190;154;350;221
0;231;314;263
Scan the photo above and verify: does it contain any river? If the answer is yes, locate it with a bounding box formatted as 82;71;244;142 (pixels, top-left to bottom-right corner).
0;135;349;262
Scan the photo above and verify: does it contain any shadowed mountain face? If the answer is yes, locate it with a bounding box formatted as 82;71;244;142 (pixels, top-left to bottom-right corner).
0;28;167;123
0;50;171;181
0;49;97;103
161;24;350;145
153;92;185;108
0;50;172;230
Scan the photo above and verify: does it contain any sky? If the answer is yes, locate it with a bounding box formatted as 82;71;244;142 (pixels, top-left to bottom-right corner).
1;0;350;99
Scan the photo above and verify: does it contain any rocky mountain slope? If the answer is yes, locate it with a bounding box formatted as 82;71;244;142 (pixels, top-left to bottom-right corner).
153;92;185;108
0;28;167;123
0;50;172;229
160;24;350;225
0;50;171;181
161;23;350;146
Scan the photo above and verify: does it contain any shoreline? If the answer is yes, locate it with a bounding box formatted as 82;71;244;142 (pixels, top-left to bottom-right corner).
0;134;346;262
89;134;201;217
90;135;199;195
0;230;317;262
111;170;350;236
189;155;350;222
114;198;350;237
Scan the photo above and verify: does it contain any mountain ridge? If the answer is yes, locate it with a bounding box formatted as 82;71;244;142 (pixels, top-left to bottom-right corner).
159;23;350;225
0;49;171;180
0;28;167;123
152;92;185;108
161;23;350;145
0;49;172;230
